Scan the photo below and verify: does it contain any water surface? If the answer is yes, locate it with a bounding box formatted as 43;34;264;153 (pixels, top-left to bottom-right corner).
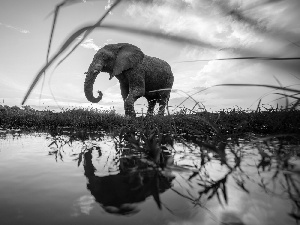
0;131;299;225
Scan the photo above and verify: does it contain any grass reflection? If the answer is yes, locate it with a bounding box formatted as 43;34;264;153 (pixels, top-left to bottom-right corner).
44;124;300;222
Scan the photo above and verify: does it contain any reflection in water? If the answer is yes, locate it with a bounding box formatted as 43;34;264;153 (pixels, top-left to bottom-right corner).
46;127;176;215
83;149;174;215
178;133;300;224
44;127;300;224
0;127;299;224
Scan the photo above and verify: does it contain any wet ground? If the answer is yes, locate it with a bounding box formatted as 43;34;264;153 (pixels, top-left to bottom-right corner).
0;131;299;225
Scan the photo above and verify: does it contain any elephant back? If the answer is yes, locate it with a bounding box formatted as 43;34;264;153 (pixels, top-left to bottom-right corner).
142;55;174;90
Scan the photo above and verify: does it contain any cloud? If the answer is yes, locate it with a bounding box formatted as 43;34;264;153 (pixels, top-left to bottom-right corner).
80;38;100;51
0;22;30;34
100;83;123;103
0;75;28;92
126;0;300;57
123;0;300;111
170;49;295;111
126;1;262;50
105;0;113;14
71;195;95;217
79;38;113;51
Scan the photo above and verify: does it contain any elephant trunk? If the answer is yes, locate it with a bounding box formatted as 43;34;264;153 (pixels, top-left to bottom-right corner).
84;66;103;103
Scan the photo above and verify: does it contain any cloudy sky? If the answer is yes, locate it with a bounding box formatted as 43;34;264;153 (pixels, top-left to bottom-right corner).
1;0;300;114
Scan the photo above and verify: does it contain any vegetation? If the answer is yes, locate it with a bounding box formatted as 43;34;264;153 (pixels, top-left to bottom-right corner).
1;104;299;135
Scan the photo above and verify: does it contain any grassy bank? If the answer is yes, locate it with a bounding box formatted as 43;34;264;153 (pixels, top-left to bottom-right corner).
1;105;299;136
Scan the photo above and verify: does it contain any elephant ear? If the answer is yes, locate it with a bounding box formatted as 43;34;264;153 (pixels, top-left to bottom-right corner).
110;44;144;80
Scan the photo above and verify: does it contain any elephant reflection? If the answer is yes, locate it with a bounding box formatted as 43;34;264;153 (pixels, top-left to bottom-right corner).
83;150;174;215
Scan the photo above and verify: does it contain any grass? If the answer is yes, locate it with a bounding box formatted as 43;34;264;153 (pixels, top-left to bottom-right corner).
1;104;299;135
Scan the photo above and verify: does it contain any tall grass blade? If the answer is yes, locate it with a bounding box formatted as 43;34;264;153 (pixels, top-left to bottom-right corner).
290;99;300;110
177;56;300;63
249;84;300;109
273;75;289;109
256;99;261;113
215;84;300;93
39;1;67;106
151;174;161;209
99;23;217;49
46;2;63;63
172;90;205;112
221;182;228;204
54;0;122;69
21;0;121;105
46;0;89;62
273;93;300;101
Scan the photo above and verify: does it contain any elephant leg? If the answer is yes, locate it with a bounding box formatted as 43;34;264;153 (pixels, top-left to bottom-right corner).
124;89;144;117
120;83;129;101
157;93;170;116
146;99;157;116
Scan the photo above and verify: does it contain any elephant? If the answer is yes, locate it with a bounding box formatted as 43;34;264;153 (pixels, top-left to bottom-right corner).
84;43;174;117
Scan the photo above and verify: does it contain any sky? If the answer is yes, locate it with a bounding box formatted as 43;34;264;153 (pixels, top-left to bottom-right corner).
0;0;300;114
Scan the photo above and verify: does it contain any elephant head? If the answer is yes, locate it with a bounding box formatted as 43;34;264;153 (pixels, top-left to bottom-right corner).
84;43;144;103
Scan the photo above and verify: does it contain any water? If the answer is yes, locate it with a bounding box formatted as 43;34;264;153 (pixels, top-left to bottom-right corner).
0;131;299;225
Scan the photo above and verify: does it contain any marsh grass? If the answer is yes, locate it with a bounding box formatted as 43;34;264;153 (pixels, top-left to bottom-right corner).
1;104;299;135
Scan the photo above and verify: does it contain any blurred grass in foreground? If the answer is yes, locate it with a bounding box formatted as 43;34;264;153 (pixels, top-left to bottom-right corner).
22;0;300;107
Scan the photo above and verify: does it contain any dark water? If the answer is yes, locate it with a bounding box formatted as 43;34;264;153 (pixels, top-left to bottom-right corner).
0;131;299;225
